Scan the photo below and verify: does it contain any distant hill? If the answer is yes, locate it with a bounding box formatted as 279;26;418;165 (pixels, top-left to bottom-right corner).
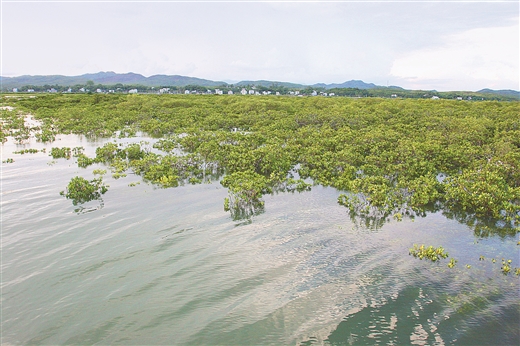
1;72;226;88
477;89;519;98
235;80;305;88
312;80;404;90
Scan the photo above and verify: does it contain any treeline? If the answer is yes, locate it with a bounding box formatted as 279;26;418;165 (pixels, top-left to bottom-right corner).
5;83;518;101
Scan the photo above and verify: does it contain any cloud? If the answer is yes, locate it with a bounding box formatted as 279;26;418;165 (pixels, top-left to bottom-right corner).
390;24;519;91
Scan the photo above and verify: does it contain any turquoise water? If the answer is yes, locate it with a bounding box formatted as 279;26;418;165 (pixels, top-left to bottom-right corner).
2;134;519;345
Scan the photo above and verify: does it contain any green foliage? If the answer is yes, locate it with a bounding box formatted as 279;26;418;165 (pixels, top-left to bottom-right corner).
4;94;519;226
14;148;40;154
409;244;449;262
50;147;71;159
92;169;107;175
60;176;108;205
76;154;95;168
448;258;458;268
220;171;273;219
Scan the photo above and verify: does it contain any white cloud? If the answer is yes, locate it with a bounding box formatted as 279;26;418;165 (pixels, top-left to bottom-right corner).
390;24;519;91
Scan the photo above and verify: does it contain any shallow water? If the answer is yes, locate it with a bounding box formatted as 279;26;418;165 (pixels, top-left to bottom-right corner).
2;135;519;345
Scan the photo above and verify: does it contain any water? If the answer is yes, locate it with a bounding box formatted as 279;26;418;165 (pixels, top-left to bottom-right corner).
2;134;519;345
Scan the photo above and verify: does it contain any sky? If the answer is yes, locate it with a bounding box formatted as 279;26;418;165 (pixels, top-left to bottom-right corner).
1;0;518;91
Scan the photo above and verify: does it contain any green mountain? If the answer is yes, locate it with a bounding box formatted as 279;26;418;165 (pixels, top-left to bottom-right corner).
477;89;519;98
1;72;226;88
235;80;306;88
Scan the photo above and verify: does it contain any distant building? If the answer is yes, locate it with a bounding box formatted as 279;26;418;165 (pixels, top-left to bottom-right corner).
128;89;138;94
276;92;280;96
249;90;255;95
241;89;247;95
159;88;170;94
27;89;35;93
391;94;397;98
228;90;233;95
12;88;17;92
185;90;190;94
311;91;317;96
456;97;463;100
79;88;85;92
329;93;335;96
431;96;439;100
96;89;103;93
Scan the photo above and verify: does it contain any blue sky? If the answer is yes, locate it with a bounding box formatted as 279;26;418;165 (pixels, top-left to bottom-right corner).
1;0;518;91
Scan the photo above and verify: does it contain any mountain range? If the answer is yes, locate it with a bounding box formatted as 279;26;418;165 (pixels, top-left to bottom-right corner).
0;71;402;90
1;71;518;97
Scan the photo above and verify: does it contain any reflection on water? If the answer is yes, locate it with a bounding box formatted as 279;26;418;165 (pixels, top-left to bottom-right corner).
1;134;519;345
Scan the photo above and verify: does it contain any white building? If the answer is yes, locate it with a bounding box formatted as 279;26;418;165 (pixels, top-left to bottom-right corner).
79;88;85;92
228;90;233;95
311;91;317;96
276;92;280;96
431;96;439;100
185;90;190;94
12;88;18;92
159;88;170;94
241;89;247;95
129;89;138;94
249;90;255;95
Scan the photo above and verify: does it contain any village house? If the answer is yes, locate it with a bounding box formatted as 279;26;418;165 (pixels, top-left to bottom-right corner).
241;89;247;95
